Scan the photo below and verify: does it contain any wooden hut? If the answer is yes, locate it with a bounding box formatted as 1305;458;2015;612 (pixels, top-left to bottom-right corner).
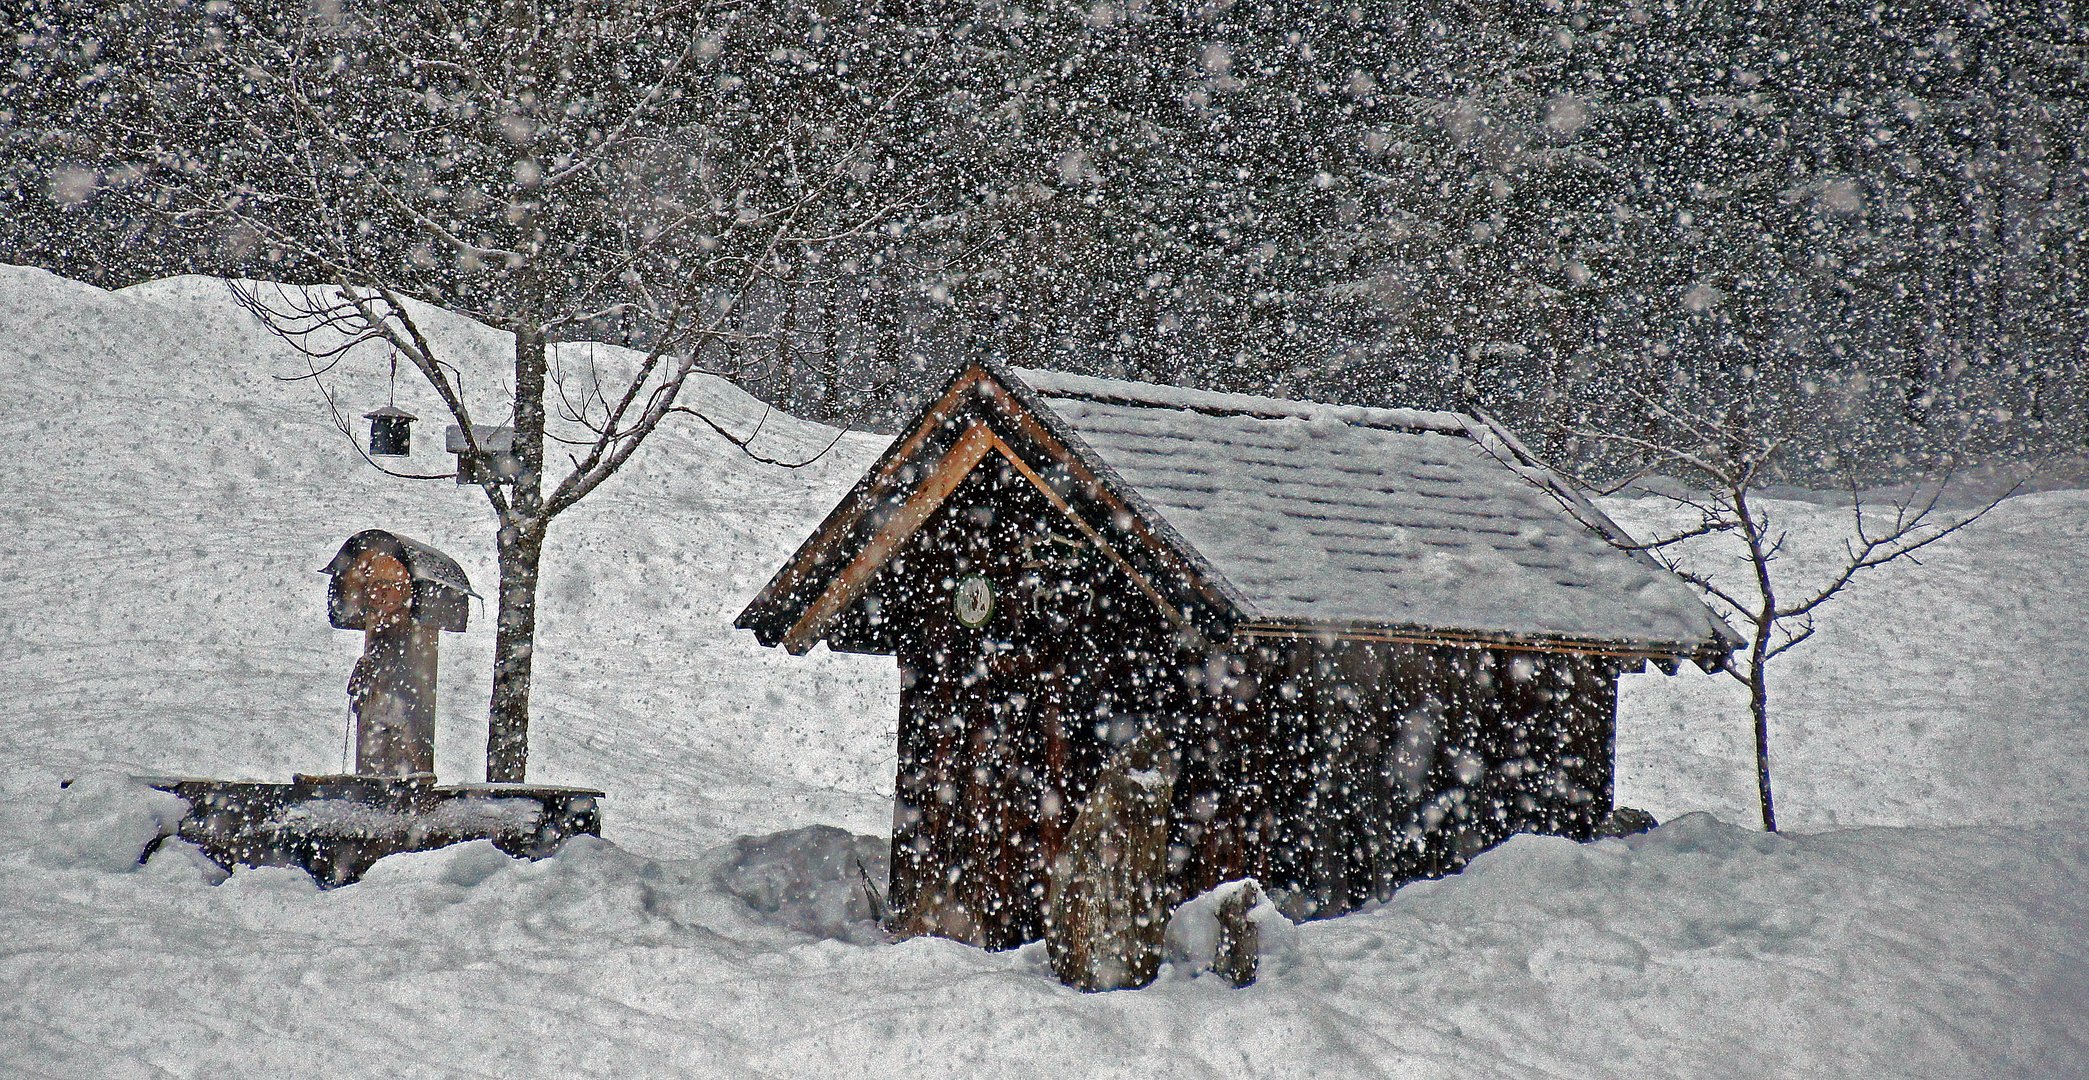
737;362;1739;949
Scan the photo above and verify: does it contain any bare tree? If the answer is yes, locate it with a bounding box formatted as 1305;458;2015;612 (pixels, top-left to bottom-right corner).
154;1;902;781
1581;396;2011;831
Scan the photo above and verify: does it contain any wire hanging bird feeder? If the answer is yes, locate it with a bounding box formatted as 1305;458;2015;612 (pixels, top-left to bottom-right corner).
364;351;417;457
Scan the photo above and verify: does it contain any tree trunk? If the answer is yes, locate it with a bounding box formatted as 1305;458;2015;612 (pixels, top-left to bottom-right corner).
487;309;549;784
1750;637;1777;833
511;318;548;521
1734;482;1779;834
487;520;545;783
819;274;841;418
1901;345;1930;426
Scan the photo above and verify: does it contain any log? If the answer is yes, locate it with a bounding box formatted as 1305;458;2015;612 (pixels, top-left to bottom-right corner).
1209;880;1262;988
1044;726;1177;992
1163;879;1267;988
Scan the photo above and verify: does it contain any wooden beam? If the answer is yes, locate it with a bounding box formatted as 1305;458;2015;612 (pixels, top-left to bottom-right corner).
740;366;990;641
1230;621;1697;664
779;418;1199;654
976;428;1187;632
745;363;1253;646
983;378;1239;621
781;422;998;654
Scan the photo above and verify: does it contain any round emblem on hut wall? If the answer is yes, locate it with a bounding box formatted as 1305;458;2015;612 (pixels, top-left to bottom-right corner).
953;574;994;628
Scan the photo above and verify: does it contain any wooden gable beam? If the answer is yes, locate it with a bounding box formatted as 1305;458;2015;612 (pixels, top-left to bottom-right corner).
781;421;999;654
738;365;994;644
975;427;1186;635
973;372;1243;628
746;361;1245;650
779;419;1196;655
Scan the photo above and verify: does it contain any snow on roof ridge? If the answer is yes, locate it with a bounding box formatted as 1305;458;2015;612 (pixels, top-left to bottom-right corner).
1003;364;1737;654
1011;367;1473;435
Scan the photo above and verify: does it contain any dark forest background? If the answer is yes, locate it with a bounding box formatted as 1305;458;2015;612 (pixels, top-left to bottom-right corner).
5;0;2085;482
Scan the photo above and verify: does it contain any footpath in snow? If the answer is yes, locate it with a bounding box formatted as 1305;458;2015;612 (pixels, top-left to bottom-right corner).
0;266;2084;1078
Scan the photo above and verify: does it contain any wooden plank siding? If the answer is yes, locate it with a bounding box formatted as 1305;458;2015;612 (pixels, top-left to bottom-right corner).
844;440;1625;944
1236;639;1618;920
874;452;1191;949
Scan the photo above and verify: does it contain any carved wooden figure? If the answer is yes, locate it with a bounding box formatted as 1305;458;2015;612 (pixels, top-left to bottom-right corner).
321;530;475;780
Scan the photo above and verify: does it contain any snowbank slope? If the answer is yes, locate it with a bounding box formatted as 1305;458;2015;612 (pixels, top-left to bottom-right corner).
9;812;2084;1079
0;265;895;854
1;266;2084;1078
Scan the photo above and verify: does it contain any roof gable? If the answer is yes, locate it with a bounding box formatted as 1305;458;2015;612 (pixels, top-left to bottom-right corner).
737;362;1739;664
733;361;1237;654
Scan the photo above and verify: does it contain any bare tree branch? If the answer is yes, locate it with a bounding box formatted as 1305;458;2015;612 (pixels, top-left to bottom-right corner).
667;403;853;469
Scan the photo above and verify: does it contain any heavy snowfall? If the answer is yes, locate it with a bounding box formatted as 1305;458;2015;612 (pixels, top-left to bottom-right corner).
0;266;2084;1077
5;1;2089;1076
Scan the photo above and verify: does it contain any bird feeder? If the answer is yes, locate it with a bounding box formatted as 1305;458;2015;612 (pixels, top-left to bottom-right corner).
320;530;476;779
364;404;417;457
444;424;522;486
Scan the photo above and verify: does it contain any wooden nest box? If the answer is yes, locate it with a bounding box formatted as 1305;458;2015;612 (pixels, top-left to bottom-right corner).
739;361;1741;966
444;424;521;486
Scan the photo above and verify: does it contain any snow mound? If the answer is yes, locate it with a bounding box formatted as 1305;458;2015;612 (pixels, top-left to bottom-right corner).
141;838;232;886
1160;878;1299;983
715;824;889;944
35;772;187;873
348;835;712;943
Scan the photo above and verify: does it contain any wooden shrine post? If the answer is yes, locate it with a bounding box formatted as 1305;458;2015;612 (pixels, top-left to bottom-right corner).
340;549;439;777
321;530;475;781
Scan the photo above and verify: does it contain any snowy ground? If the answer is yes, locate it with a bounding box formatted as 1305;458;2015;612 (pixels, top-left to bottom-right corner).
1;266;2084;1078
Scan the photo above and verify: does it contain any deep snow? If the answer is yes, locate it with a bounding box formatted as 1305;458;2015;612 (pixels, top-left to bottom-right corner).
0;265;2084;1078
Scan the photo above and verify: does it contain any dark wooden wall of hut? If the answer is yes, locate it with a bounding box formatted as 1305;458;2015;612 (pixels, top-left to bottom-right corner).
1227;639;1618;920
849;450;1198;950
835;444;1627;944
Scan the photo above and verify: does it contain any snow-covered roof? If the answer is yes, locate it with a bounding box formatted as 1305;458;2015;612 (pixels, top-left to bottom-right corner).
1013;367;1736;654
321;529;478;598
738;360;1738;661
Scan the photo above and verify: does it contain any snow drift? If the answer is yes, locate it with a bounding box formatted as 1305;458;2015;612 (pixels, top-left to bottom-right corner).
0;265;2084;1077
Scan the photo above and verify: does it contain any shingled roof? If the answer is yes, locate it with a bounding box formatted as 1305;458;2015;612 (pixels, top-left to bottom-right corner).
737;362;1739;667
